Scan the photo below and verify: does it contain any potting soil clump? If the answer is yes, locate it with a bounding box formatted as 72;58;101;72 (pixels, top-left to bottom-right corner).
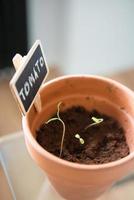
36;106;129;164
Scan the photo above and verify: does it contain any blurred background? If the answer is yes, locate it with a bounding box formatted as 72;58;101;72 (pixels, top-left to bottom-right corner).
0;0;134;136
0;1;134;199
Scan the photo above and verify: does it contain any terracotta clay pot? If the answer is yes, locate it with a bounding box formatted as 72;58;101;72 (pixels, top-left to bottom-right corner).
22;75;134;200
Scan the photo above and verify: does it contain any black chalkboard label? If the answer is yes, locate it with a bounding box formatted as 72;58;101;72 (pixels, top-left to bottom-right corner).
10;40;49;114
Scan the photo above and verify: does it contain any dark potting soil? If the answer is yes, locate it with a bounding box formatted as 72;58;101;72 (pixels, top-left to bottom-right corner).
36;106;129;164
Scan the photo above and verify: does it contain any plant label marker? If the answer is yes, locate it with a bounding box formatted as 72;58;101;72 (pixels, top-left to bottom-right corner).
10;40;49;115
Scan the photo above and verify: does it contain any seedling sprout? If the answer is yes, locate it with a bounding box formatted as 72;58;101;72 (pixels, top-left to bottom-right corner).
45;102;65;157
75;134;85;144
85;116;103;130
46;103;104;157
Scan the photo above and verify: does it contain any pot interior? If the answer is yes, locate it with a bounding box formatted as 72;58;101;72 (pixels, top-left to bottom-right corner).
26;76;134;153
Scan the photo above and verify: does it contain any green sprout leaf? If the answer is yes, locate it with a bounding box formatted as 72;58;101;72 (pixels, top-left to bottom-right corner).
75;134;84;144
75;134;80;139
80;138;85;144
92;117;103;124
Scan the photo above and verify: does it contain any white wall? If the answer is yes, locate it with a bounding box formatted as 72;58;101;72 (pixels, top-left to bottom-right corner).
27;0;64;67
27;0;134;75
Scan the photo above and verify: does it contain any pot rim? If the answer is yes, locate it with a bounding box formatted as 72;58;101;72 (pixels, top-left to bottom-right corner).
23;74;134;170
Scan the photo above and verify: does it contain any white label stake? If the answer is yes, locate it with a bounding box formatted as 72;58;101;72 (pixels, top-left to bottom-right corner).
10;40;49;115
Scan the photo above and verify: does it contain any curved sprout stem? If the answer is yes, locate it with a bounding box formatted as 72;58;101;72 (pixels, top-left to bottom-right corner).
45;102;65;157
45;117;59;124
59;118;66;157
57;102;62;118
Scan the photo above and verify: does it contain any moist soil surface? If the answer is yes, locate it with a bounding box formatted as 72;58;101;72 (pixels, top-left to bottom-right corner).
36;106;129;164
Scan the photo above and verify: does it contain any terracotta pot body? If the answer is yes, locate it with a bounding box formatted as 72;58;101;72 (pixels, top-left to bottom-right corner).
23;75;134;200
